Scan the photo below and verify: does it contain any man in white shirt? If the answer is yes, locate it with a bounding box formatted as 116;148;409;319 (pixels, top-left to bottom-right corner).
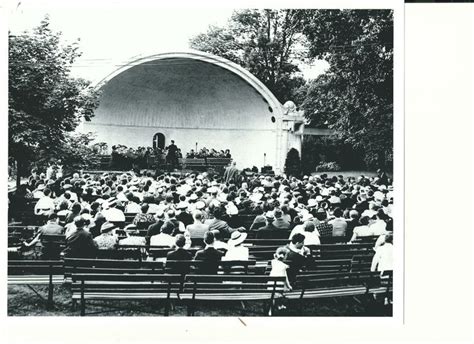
349;216;373;242
102;200;126;222
371;234;393;272
369;209;388;235
150;222;176;247
34;188;55;216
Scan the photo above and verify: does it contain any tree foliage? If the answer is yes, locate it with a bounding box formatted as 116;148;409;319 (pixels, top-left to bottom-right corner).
9;16;101;183
300;10;393;170
190;9;308;102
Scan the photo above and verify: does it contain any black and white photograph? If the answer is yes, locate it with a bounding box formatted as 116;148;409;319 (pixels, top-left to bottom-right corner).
6;1;401;318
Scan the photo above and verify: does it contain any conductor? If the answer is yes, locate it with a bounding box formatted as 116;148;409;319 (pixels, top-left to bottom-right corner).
166;140;179;171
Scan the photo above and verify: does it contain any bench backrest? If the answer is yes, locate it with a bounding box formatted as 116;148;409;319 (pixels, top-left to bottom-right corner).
183;274;285;296
71;273;183;295
165;260;256;275
8;260;64;275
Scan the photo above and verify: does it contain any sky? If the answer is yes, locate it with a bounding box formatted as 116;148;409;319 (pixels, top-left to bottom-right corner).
6;0;329;85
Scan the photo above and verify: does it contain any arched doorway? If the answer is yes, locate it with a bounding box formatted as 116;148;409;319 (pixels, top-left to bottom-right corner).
153;133;165;150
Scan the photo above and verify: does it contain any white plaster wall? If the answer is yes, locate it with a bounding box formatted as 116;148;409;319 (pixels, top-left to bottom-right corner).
82;57;281;170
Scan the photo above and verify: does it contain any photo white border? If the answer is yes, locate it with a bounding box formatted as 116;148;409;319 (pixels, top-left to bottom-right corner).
1;0;405;342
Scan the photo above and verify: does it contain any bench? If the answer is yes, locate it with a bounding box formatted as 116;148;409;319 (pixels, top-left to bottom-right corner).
63;258;165;284
286;271;392;303
181;274;285;316
165;260;258;275
8;260;64;308
71;272;183;316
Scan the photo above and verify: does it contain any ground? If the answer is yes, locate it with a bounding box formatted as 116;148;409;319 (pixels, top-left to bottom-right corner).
8;285;392;317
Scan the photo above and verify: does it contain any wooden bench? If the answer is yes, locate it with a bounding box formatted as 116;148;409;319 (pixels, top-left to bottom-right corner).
63;258;165;284
181;274;285;316
8;260;64;308
165;260;258;275
71;272;183;316
286;271;392;302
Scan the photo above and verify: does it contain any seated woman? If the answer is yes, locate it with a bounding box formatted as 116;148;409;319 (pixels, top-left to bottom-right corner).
222;231;248;261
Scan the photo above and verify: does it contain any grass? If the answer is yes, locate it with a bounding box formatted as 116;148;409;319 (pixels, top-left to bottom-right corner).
8;284;392;317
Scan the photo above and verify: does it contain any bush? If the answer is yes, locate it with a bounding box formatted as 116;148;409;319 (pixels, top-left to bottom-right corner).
314;161;341;172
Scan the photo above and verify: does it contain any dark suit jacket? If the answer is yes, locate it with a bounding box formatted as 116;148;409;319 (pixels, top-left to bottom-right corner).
253;223;288;239
166;248;193;274
194;247;224;274
284;247;307;283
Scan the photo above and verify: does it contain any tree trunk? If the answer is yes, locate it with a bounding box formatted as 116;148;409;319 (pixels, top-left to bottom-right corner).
16;159;21;189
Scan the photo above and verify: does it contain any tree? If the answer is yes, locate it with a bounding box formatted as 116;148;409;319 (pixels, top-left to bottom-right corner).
284;148;302;177
190;9;308;103
9;16;101;186
300;10;393;170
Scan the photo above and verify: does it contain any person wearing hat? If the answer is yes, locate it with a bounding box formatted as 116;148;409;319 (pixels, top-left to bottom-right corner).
193;231;224;274
102;199;126;223
63;216;98;258
222;231;249;261
93;222;119;250
176;199;193;227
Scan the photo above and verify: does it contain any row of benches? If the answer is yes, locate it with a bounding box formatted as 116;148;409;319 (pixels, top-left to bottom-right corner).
10;235;376;262
8;258;391;316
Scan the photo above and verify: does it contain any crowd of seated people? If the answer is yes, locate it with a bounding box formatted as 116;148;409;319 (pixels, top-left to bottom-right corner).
186;147;231;159
11;169;394;287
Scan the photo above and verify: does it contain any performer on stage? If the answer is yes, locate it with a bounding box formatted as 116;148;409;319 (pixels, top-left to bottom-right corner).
166;140;179;171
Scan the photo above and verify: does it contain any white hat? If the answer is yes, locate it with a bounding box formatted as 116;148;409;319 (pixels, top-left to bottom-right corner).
176;201;189;210
228;231;247;246
189;194;198;201
307;199;318;208
226;202;239;216
249;193;263;203
195;201;206;210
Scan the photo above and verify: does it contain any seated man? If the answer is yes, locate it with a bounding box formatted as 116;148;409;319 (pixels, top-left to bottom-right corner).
150;221;176;247
206;206;242;239
166;234;193;275
193;231;224;274
371;233;393;273
284;233;311;284
23;213;64;259
186;211;209;239
63;216;98;258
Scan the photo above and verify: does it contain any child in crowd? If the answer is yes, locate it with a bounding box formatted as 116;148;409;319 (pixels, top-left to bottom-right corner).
268;247;292;315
